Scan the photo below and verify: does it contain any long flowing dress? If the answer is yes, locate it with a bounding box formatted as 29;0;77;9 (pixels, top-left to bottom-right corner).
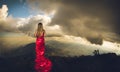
35;32;52;72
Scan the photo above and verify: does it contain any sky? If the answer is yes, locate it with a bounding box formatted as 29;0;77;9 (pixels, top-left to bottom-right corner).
0;0;120;56
26;0;120;44
0;0;35;18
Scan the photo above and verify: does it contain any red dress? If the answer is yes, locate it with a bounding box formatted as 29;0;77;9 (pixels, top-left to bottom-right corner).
35;32;52;72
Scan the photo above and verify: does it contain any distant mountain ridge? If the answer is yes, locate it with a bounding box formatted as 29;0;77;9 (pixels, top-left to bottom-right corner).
0;42;120;72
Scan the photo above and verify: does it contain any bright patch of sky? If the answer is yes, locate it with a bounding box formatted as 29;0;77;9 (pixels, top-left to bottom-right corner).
0;0;38;18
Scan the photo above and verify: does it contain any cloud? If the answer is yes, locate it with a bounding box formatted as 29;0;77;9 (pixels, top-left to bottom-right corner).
0;4;63;37
0;5;20;32
0;3;120;57
0;4;63;54
1;34;120;57
0;5;8;20
46;35;120;56
17;15;63;37
27;0;120;45
0;33;35;55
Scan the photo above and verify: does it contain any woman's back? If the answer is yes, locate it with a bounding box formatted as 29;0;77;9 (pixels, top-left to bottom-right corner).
35;30;45;38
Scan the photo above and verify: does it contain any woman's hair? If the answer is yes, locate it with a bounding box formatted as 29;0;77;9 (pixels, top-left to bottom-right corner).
36;23;44;37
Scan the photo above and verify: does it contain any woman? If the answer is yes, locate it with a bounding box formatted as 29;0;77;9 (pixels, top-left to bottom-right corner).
34;23;52;72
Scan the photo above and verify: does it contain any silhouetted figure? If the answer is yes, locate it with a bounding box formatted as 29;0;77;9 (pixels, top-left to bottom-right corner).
93;50;99;55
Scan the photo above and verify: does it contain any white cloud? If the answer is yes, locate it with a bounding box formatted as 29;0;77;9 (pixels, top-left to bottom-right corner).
0;4;63;36
0;5;20;32
46;35;120;56
17;14;63;36
0;5;8;20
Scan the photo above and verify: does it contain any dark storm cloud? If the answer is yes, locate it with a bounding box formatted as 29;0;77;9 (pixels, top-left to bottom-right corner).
27;0;120;45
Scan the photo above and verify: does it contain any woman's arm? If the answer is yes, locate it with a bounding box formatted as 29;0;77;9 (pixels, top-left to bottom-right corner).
43;29;46;36
34;31;37;37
